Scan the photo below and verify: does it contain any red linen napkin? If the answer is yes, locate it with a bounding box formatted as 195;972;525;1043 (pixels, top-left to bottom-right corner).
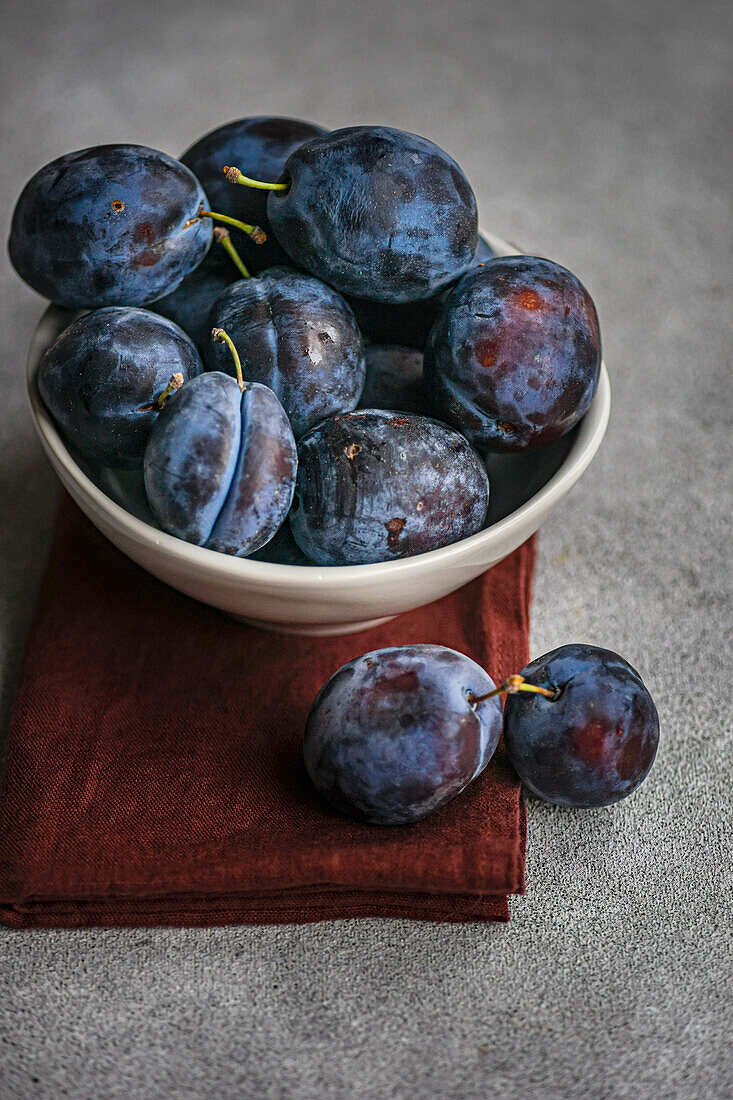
0;497;533;929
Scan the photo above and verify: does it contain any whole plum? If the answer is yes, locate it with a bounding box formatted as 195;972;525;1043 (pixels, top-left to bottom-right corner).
289;410;489;565
358;346;426;415
503;644;660;807
38;307;203;468
206;266;365;439
265;126;478;303
181;115;327;273
304;645;503;824
144;335;297;556
424;256;601;451
9;145;212;308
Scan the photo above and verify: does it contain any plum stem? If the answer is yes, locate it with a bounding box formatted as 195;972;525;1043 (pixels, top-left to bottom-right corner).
223;165;290;192
138;372;184;412
468;674;557;705
184;207;266;244
212;328;245;391
213;227;250;279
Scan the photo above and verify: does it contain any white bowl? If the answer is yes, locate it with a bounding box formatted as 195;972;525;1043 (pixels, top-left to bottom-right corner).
26;233;610;635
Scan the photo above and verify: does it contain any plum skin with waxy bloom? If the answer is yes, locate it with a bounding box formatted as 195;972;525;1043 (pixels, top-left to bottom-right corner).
181;115;327;274
425;255;602;452
206;267;366;439
268;126;478;303
38;307;203;469
503;644;660;808
143;372;297;557
289;410;490;565
304;645;504;824
9;145;212;308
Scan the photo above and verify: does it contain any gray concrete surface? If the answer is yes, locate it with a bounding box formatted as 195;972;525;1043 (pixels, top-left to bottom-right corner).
0;0;731;1096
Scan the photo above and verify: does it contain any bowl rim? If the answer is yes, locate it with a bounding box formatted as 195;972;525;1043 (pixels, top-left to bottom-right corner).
26;231;611;588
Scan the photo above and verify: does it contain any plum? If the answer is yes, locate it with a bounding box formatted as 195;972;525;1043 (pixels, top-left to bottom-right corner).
358;346;426;415
38;307;203;468
9;145;213;308
181;115;327;274
289;410;489;565
304;645;504;824
254;126;477;303
346;234;497;349
206;266;365;439
502;644;660;807
425;256;602;451
144;331;297;556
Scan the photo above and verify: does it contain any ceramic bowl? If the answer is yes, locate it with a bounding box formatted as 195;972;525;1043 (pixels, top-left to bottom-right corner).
26;233;610;635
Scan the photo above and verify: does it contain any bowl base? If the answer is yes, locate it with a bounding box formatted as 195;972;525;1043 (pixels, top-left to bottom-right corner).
228;614;398;636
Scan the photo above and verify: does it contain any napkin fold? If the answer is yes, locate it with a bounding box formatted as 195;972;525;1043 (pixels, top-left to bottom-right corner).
0;498;533;928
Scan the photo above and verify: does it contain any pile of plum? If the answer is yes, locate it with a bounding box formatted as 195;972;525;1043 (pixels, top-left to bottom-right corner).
11;116;603;566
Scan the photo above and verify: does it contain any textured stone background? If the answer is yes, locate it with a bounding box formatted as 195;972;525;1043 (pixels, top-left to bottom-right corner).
0;1;731;1097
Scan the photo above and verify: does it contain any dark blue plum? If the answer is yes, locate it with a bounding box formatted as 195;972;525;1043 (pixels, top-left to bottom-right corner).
304;645;503;824
346;234;497;349
425;256;602;452
38;307;203;468
9;145;212;308
289;410;489;565
358;346;426;415
503;644;660;808
181;116;327;274
267;126;478;303
144;372;297;556
206;267;365;439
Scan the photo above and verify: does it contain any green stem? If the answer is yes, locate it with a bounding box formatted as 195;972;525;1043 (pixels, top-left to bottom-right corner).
184;207;266;244
213;227;250;279
211;328;244;391
223;165;289;192
468;674;557;706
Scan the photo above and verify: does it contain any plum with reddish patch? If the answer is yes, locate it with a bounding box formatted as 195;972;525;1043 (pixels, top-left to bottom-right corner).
425;256;601;451
9;145;212;308
289;410;489;565
503;644;659;807
304;645;503;824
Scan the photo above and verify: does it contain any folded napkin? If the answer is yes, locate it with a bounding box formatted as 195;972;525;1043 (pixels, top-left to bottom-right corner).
0;498;533;929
